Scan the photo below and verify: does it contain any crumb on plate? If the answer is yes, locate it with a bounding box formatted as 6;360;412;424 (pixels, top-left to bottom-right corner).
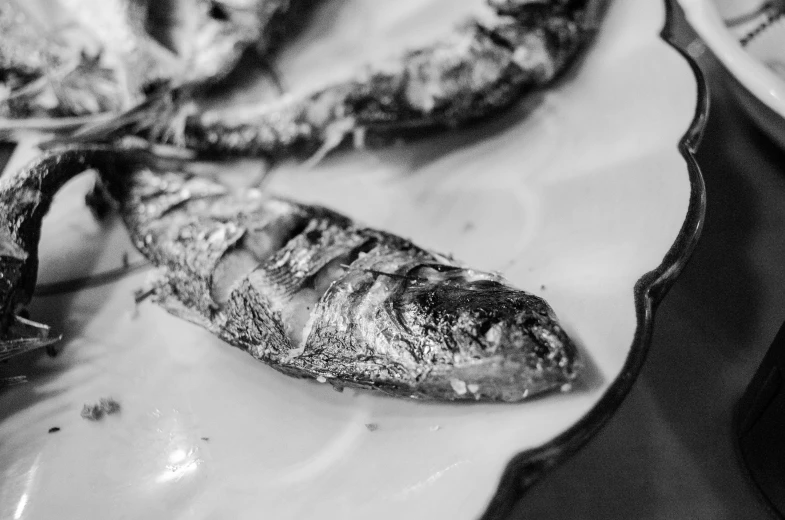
81;397;121;421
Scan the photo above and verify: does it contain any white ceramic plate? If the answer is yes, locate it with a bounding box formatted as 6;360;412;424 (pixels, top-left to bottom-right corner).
0;0;703;519
679;0;785;148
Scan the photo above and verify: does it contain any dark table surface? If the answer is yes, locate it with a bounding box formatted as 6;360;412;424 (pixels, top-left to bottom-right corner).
507;21;785;520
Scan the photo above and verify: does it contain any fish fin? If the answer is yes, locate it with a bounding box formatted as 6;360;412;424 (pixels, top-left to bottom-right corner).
250;158;276;189
301;118;357;169
35;105;152;148
256;57;287;96
157;101;199;147
74;91;175;141
51;56;130;116
84;176;114;220
45;87;195;148
0;315;61;363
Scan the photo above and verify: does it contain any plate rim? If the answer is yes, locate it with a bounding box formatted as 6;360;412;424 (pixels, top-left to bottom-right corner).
479;1;709;518
678;0;785;120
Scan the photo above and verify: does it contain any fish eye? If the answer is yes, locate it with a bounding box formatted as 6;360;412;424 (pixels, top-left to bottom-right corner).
475;320;493;338
209;1;230;21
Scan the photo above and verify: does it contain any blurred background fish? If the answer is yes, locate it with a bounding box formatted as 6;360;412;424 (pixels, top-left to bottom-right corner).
0;0;309;134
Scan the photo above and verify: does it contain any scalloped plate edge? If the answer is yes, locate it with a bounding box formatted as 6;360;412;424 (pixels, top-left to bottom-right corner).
478;1;709;518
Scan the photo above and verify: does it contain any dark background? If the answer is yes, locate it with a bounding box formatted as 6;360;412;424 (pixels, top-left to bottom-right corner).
509;7;785;519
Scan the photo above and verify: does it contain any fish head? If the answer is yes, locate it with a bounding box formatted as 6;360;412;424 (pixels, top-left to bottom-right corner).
392;264;579;401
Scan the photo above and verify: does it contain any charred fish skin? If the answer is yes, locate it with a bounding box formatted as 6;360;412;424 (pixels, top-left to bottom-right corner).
77;0;606;158
103;162;579;402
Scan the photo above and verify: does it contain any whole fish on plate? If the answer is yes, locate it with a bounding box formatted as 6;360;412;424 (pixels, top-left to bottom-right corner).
0;0;312;134
70;0;607;161
0;146;578;400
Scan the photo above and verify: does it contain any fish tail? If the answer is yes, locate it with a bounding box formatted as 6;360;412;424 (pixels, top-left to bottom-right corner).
0;315;61;363
0;145;135;347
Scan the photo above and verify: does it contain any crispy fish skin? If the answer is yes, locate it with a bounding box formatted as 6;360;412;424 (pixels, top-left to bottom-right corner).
99;159;579;402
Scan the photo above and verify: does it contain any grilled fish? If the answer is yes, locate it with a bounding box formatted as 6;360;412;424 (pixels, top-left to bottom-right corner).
70;0;606;161
1;146;578;400
0;0;312;131
104;149;578;401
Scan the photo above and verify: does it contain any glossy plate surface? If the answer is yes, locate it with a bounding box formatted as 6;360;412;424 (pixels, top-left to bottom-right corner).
0;0;702;518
